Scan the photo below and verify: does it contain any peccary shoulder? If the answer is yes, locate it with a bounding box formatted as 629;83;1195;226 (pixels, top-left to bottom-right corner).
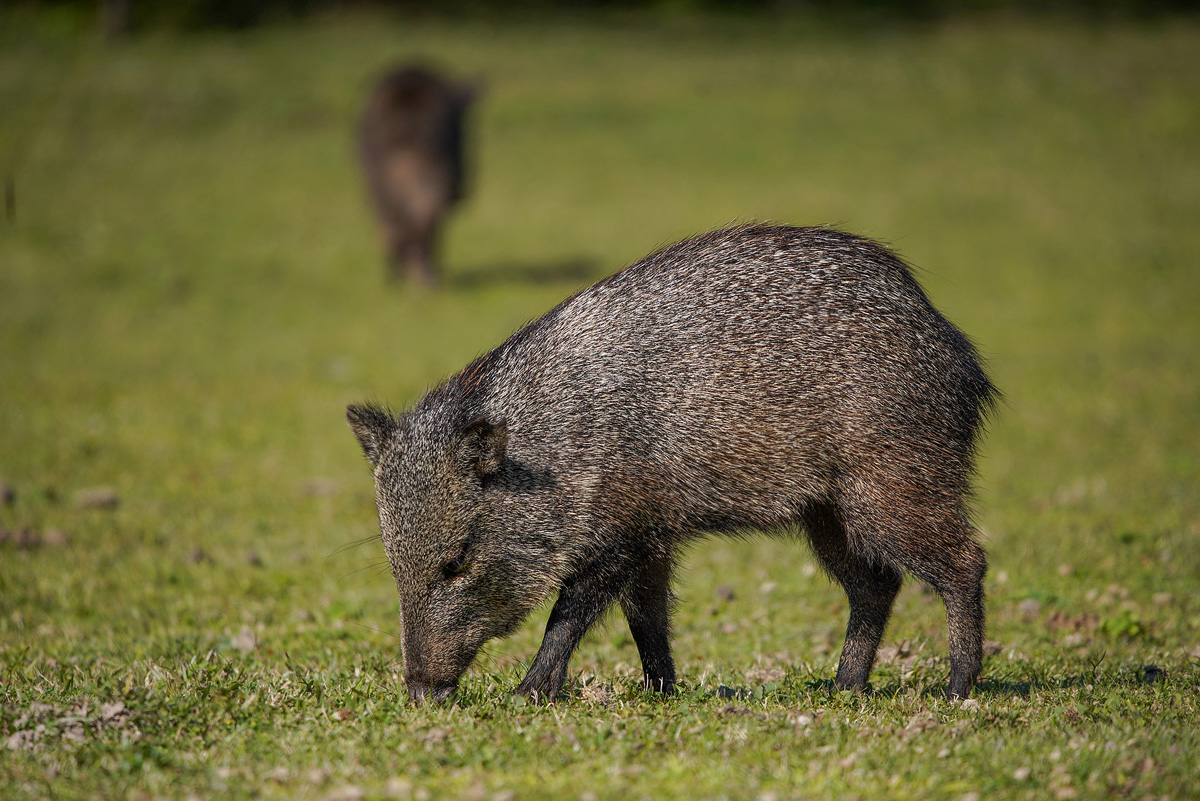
349;223;998;703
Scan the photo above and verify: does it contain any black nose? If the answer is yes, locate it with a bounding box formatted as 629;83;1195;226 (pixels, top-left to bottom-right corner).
405;677;457;704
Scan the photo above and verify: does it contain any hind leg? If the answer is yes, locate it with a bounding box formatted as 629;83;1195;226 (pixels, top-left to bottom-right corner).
802;503;903;692
845;492;987;699
907;537;987;699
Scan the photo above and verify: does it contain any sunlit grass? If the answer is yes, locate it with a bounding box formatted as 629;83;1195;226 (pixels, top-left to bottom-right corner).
2;8;1199;800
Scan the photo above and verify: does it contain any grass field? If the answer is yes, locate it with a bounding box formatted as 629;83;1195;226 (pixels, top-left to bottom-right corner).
2;6;1199;800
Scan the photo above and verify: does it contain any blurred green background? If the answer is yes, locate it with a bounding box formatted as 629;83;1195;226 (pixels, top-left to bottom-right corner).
1;2;1198;799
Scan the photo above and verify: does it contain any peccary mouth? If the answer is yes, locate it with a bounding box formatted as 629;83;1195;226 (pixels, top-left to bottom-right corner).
405;678;458;704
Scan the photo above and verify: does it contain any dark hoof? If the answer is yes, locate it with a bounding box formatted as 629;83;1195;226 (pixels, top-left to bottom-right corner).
513;688;556;704
946;677;976;701
641;677;677;695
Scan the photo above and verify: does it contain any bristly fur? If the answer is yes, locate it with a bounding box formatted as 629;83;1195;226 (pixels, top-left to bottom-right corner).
349;223;999;704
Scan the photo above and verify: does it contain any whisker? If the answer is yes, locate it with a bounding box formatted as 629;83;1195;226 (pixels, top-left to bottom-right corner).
326;536;381;559
349;620;401;641
337;560;390;581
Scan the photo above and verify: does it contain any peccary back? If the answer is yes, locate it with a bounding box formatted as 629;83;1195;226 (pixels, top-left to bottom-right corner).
358;65;475;284
349;224;999;703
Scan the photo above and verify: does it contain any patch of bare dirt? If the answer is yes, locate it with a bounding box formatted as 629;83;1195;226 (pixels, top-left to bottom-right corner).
73;487;119;509
1046;610;1100;632
5;699;135;751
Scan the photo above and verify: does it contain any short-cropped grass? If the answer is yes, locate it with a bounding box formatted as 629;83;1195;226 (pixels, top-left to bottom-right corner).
2;7;1198;800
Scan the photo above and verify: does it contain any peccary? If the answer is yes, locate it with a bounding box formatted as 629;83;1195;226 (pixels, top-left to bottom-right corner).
358;65;476;285
348;224;998;704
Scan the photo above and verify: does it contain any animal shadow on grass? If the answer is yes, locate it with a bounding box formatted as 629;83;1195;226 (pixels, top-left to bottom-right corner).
946;661;1169;700
875;677;1033;700
445;257;599;290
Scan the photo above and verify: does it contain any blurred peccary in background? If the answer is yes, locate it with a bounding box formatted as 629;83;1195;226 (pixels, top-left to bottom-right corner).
358;65;477;285
348;224;999;704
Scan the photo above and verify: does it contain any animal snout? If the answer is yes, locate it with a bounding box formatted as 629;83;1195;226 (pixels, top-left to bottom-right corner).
405;675;458;704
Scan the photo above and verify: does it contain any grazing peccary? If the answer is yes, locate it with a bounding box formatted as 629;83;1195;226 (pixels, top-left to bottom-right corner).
348;224;998;704
358;65;476;285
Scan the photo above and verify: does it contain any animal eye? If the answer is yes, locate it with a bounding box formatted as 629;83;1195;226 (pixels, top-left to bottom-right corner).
441;543;471;581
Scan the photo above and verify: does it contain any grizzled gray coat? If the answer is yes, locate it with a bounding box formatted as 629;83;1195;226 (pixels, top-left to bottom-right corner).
349;224;998;703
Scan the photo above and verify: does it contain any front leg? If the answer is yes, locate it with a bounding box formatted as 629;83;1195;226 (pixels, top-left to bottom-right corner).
620;555;676;695
515;578;618;703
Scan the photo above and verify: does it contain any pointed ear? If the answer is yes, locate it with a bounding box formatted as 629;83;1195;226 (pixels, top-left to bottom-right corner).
461;416;507;479
346;403;397;466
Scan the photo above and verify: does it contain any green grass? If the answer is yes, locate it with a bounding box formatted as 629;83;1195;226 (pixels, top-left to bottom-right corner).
3;7;1199;800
